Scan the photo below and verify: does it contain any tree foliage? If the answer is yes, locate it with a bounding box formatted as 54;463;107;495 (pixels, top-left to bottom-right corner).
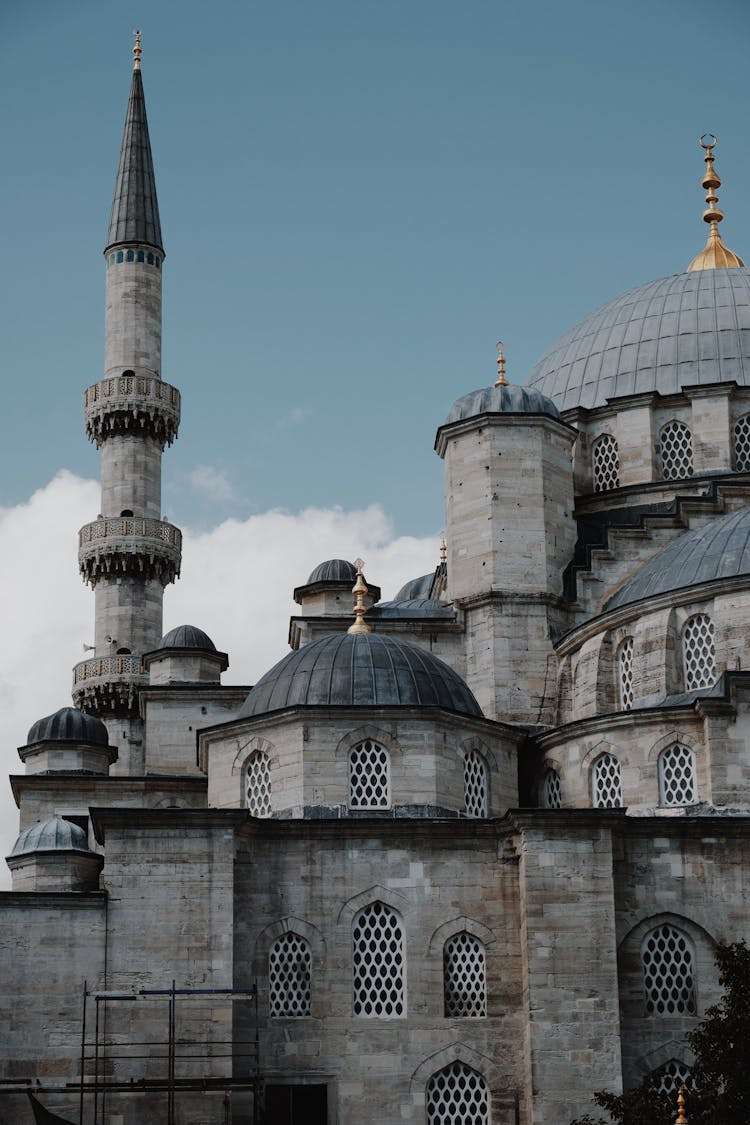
571;941;749;1125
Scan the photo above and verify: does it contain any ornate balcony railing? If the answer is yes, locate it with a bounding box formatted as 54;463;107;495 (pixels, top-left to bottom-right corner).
84;375;181;447
73;654;144;684
78;518;182;585
72;655;147;716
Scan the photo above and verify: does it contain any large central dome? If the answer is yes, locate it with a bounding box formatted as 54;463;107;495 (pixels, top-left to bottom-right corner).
525;267;750;412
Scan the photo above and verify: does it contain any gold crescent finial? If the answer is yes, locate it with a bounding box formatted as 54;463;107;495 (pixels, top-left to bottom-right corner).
347;558;372;635
494;341;508;387
133;29;142;71
687;135;744;271
439;534;447;564
675;1083;688;1124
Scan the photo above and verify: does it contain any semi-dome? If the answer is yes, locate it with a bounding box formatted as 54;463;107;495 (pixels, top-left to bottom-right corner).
10;816;90;856
158;624;216;651
370;598;455;620
606;505;750;612
525;268;750;413
394;573;433;601
239;632;482;719
444;383;560;427
26;707;109;747
306;559;357;584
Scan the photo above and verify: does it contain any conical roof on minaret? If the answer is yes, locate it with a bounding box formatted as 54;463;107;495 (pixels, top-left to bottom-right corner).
106;38;163;253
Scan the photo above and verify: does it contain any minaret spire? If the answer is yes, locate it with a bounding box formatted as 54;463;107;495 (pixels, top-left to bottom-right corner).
687;134;744;271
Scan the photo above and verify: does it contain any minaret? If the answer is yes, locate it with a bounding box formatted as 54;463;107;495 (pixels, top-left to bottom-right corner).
72;34;182;772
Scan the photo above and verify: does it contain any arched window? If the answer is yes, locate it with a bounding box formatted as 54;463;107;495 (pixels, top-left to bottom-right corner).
593;433;620;491
660;420;694;480
443;933;486;1017
269;932;311;1017
463;749;488;817
682;613;716;691
658;743;697;806
617;636;634;710
348;740;390;810
591;753;623;808
352;902;404;1017
655;1059;693;1095
642;923;696;1015
246;751;271;817
541;768;562;809
733;413;750;471
426;1062;490;1125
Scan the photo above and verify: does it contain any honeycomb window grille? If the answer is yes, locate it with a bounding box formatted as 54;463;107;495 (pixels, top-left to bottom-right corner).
443;933;487;1017
426;1062;490;1125
268;932;311;1018
464;750;488;817
734;413;750;471
352;902;404;1017
660;420;694;480
593;433;620;491
655;1059;693;1095
246;751;271;817
348;739;390;810
682;613;716;692
658;743;697;807
591;753;623;808
541;768;562;809
642;923;697;1016
617;637;634;710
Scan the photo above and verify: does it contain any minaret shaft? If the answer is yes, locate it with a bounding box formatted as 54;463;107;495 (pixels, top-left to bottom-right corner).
104;251;163;378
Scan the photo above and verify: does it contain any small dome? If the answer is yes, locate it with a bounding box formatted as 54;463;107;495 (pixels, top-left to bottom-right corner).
306;559;357;585
394;573;433;601
26;707;108;747
10;816;90;856
606;506;750;611
444;383;560;427
239;632;482;719
158;625;216;652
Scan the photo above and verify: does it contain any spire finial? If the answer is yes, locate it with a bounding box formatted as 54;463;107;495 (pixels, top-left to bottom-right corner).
494;341;508;388
675;1084;688;1125
440;534;447;564
347;558;372;635
687;135;744;271
133;29;142;71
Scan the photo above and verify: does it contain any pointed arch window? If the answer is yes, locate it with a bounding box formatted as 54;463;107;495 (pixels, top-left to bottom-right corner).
246;751;271;817
682;613;716;691
541;768;562;809
617;636;634;710
352;902;404;1017
443;933;486;1017
655;1059;693;1095
348;740;390;810
426;1062;490;1125
642;923;696;1016
658;743;697;806
660;420;694;480
593;433;620;491
591;753;623;808
463;749;488;817
269;932;311;1017
733;413;750;471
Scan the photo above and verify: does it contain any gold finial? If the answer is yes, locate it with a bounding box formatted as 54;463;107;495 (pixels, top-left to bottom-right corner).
439;534;447;564
687;135;744;271
494;341;508;387
347;558;372;635
674;1084;688;1125
133;29;142;71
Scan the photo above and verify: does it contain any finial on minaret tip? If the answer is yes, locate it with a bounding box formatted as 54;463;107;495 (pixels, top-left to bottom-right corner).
674;1083;688;1124
348;558;372;635
133;29;142;71
440;534;447;564
687;135;744;271
494;341;508;387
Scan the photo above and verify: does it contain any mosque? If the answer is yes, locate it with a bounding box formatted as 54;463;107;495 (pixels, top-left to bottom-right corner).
2;36;749;1125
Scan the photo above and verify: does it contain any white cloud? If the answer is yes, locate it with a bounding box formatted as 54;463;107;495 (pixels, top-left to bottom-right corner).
0;474;439;886
186;464;237;503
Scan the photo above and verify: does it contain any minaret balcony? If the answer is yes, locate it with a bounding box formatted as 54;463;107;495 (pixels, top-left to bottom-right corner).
72;654;146;716
78;517;182;585
84;375;181;447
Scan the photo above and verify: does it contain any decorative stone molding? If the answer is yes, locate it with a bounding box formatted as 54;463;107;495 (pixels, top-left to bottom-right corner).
72;655;146;716
84;375;181;447
78;517;182;585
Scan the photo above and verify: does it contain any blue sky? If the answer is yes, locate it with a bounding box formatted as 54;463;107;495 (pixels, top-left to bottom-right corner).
3;0;750;536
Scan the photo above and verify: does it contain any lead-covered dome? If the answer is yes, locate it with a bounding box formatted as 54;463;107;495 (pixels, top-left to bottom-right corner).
306;559;357;584
444;383;560;426
239;632;482;718
10;816;90;856
158;624;216;651
526;268;750;413
606;505;750;611
26;707;108;747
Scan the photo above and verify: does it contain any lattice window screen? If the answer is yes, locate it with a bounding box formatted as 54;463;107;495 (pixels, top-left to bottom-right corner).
617;637;634;710
246;751;271;817
591;753;623;808
660;420;694;480
269;932;311;1017
352;903;404;1017
464;750;488;817
682;613;716;691
443;933;486;1017
656;1059;692;1095
541;769;562;809
734;414;750;471
426;1062;490;1125
349;740;390;809
659;744;697;806
642;924;696;1015
593;433;620;491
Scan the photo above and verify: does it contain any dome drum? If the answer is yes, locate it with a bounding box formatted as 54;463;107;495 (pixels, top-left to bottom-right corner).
19;707;116;775
7;816;103;892
294;561;381;613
